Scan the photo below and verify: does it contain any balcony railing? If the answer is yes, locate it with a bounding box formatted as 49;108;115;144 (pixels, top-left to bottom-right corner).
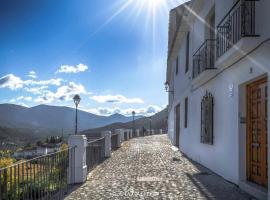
193;39;216;79
217;0;258;58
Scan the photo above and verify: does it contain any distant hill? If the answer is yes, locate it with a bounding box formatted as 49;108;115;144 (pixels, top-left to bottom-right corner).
0;104;142;131
0;103;143;145
81;108;168;136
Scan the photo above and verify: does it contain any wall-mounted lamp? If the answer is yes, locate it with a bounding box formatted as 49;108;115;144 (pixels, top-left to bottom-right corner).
164;81;174;94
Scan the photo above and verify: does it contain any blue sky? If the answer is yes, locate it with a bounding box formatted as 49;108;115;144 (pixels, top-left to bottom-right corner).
0;0;186;116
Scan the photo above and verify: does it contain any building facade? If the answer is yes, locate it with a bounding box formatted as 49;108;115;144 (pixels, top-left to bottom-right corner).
166;0;270;199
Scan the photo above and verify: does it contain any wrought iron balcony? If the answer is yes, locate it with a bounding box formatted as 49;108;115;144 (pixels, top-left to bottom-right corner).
193;39;216;79
217;0;259;58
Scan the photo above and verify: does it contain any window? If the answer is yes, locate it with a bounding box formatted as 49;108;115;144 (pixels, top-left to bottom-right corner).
185;32;190;73
176;56;179;75
184;97;188;128
201;91;214;145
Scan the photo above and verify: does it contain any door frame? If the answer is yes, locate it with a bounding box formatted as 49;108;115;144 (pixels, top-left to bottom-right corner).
246;76;268;187
175;104;180;148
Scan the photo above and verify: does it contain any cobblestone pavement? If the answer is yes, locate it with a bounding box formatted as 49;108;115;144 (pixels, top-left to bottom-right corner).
65;135;254;200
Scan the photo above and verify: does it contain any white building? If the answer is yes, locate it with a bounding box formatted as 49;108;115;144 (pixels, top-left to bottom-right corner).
166;0;270;199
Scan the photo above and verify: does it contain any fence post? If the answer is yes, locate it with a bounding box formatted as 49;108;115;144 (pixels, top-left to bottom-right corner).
102;131;111;158
68;135;87;184
120;129;125;141
115;129;122;148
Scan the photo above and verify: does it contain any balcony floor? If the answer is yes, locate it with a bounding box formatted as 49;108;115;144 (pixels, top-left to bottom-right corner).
65;135;253;199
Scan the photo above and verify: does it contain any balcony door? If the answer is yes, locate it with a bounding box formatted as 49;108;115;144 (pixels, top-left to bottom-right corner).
175;104;180;148
247;77;268;187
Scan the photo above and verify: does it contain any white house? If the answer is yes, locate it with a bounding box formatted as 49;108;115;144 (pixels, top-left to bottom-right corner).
166;0;270;199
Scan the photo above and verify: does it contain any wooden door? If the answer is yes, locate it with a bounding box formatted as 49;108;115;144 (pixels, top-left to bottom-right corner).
175;104;180;148
247;77;268;187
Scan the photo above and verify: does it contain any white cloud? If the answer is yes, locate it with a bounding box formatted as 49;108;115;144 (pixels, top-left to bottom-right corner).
17;102;29;108
25;85;49;94
56;64;88;74
27;71;37;79
34;82;89;104
0;74;63;93
55;82;88;101
17;96;32;101
82;105;162;116
10;96;32;103
0;74;23;90
91;94;144;104
24;78;63;87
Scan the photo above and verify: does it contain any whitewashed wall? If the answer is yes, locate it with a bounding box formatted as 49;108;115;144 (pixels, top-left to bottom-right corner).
167;0;270;187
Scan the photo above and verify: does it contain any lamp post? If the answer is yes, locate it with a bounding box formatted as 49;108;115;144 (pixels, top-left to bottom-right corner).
149;117;152;132
132;111;135;136
73;94;81;135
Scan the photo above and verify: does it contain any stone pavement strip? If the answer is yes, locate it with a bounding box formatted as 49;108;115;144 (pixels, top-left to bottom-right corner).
65;135;254;200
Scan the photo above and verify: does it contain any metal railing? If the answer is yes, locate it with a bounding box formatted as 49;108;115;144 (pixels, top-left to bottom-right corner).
124;132;128;141
86;138;105;172
0;147;75;200
193;39;216;78
217;0;258;58
111;134;118;150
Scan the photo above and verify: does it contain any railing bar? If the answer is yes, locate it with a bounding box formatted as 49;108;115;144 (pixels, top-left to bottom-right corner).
217;0;241;27
60;151;64;199
17;164;20;199
4;169;7;200
22;162;25;200
0;170;2;200
26;162;29;200
30;162;33;200
10;166;12;199
39;157;41;199
45;156;48;200
88;137;105;144
49;155;52;199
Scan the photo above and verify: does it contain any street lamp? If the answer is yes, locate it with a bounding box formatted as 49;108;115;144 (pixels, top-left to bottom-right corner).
164;81;174;94
149;117;152;131
132;111;135;136
73;94;81;135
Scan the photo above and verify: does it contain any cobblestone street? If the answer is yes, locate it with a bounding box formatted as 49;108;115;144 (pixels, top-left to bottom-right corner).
65;135;254;200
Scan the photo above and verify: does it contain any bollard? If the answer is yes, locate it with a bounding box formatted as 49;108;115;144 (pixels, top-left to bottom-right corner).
160;129;163;134
68;135;87;184
101;131;112;158
115;129;122;147
120;129;125;141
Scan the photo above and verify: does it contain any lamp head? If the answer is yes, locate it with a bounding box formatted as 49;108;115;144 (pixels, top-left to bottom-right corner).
73;94;81;106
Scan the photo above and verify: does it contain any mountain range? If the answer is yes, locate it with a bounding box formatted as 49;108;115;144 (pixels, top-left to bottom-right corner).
0;103;143;145
81;107;168;136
